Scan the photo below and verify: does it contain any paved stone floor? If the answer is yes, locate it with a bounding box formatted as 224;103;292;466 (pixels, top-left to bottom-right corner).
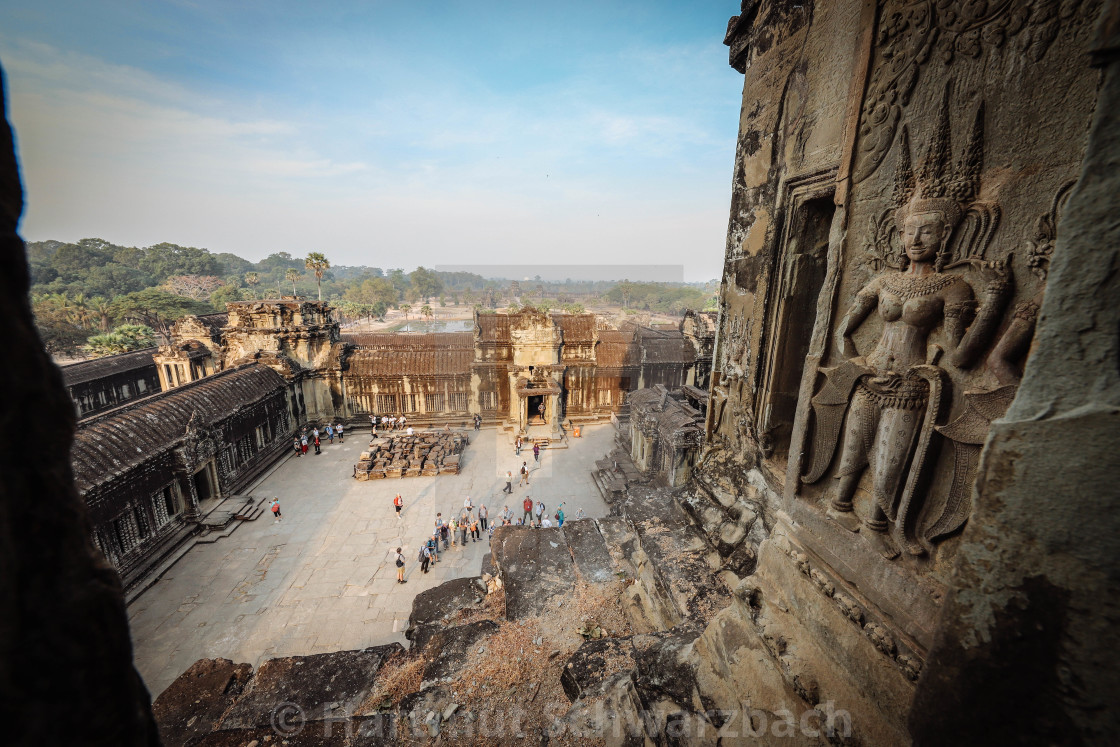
128;424;615;697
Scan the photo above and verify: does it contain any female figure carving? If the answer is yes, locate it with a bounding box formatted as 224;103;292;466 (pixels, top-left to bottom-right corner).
803;98;1009;558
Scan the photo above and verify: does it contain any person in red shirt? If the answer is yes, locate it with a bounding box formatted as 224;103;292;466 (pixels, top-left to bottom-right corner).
522;496;533;525
393;493;403;519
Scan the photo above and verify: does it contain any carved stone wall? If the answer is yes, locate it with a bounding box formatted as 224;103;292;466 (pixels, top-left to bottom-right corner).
697;0;1113;741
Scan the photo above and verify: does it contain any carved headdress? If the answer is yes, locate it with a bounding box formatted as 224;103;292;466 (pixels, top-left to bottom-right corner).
892;83;984;240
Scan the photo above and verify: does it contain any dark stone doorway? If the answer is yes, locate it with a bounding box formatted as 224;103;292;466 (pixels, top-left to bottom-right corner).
193;467;213;502
528;394;545;423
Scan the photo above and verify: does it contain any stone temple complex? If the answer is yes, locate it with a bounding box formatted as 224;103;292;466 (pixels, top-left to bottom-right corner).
65;302;714;590
2;1;1119;744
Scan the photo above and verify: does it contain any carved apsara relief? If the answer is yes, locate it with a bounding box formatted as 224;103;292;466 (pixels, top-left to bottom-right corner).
803;85;1017;559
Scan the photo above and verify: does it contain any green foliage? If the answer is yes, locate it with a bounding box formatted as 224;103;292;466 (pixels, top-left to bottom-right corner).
603;281;712;314
409;266;443;302
84;324;157;358
210;284;249;310
109;289;213;340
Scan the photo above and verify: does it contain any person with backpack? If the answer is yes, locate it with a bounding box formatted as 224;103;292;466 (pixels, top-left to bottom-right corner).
271;499;282;522
519;461;530;487
420;543;431;573
556;504;566;527
393;493;404;518
522;496;534;524
395;547;406;583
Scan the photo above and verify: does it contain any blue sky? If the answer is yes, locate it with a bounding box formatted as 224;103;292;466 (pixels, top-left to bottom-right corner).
0;1;743;280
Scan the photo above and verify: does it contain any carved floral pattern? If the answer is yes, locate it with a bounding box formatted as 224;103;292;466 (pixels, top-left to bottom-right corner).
853;0;1067;184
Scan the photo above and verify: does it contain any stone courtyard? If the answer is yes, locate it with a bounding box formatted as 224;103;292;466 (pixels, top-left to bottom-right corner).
128;424;614;696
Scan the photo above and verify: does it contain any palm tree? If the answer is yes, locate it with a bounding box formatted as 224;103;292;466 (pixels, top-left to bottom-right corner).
90;296;113;332
68;293;93;329
305;252;330;300
399;303;412;320
285;268;301;296
244;272;260;299
420;304;433;321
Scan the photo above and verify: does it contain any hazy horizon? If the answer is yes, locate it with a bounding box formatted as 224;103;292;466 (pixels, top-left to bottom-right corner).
1;1;741;282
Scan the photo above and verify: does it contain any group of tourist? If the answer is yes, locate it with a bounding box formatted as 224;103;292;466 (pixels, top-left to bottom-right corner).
293;422;345;456
391;491;584;582
369;414;409;432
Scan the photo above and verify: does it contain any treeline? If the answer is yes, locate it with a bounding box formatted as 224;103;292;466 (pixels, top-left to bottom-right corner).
27;237;716;355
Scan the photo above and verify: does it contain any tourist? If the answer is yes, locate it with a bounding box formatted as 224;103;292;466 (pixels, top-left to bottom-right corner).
533;442;540;463
406;425;414;436
479;503;488;531
427;534;440;563
520;461;530;487
464;495;473;512
460;520;469;546
271;499;282;522
503;471;513;494
449;517;458;546
393;493;403;518
540;516;553;529
399;415;407;431
535;500;545;527
326;424;335;443
501;505;513;525
313;433;321;455
440;522;450;550
300;435;308;455
470;517;480;542
386;415;395;431
575;507;586;521
522;496;533;524
515;435;523;455
474;414;481;431
556;504;565;527
293;437;302;458
488;523;495;542
538;402;545;423
395;547;406;584
312;426;320;442
420;543;431;573
336;422;345;442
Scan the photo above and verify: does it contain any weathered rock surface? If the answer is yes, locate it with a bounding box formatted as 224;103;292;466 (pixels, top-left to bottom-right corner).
152;657;253;746
221;645;402;729
489;525;578;618
405;576;484;634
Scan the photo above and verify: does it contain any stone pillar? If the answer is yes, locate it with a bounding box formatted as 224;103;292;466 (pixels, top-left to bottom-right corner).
910;6;1120;742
